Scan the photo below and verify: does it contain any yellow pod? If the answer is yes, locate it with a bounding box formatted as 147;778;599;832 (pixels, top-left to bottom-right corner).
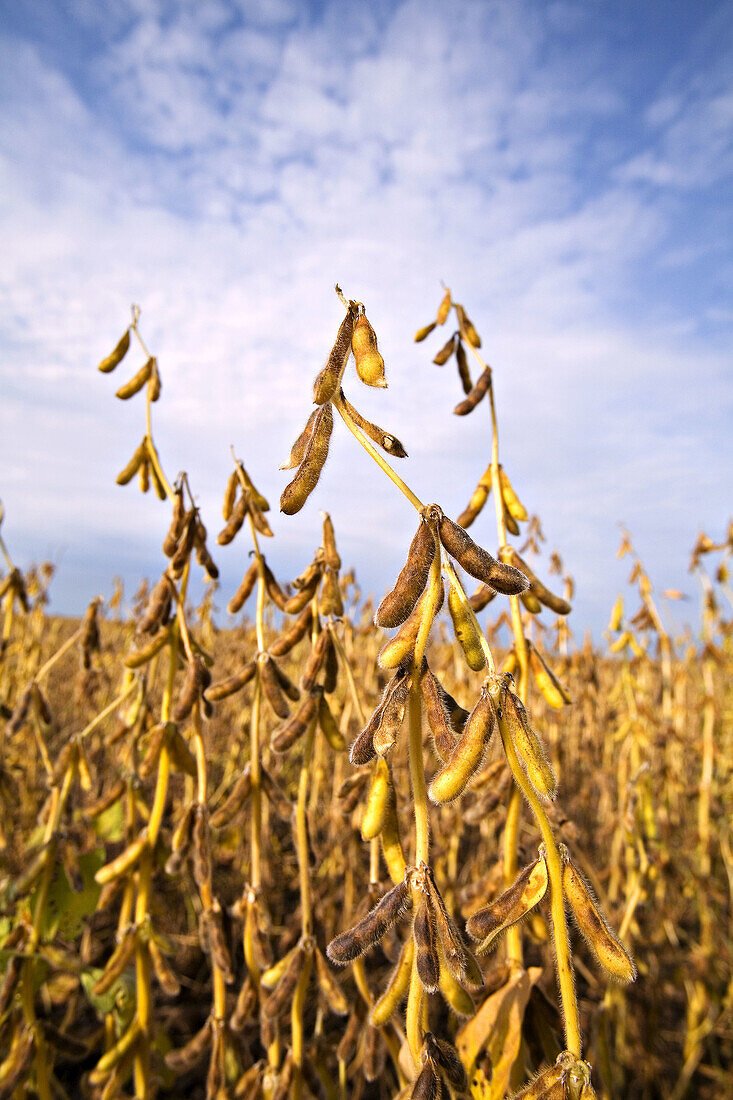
260;942;303;990
428;688;494;804
380;797;406;884
115;357;153;400
529;646;572;709
436;289;452;324
608;594;624;632
414;322;437;342
97;328;130;373
447;577;486;671
437;939;475;1016
609;630;632;653
502;689;557;800
520;589;543;615
562;858;637;984
361;758;392;840
95;831;148;885
370;938;414;1026
352;314;386;388
92;1018;141;1076
378;580;444;669
115;440;146;486
499;465;528;521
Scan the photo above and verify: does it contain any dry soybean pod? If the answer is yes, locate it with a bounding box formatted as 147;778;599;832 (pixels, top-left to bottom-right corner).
498;545;572;615
227;559;259;614
502;682;557;800
370;937;414;1027
338;390;408;457
465;853;549;951
97;328;131;373
279;400;334;514
327;878;412;965
115;357;153;400
420;665;456;763
439;513;528;594
313;303;357;404
562;856;637;984
428;685;495;804
413;891;440;994
376;517;435;628
352;312;387;388
206;660;256;702
455;338;473;394
454;372;491;420
446;565;486;671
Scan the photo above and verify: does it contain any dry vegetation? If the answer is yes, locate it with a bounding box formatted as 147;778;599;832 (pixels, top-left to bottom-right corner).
0;289;730;1100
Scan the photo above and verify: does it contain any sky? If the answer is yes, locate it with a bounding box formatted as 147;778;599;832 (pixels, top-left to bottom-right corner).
0;0;731;641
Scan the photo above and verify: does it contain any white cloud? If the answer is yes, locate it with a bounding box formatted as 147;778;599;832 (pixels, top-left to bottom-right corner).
0;0;730;632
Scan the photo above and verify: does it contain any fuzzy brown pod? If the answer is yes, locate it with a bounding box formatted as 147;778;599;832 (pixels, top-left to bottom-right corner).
169;511;197;577
115;356;153;400
230;978;257;1033
352;313;387;388
205;660;256;702
210;765;252;828
222;470;238;519
300;629;330;692
259;654;291;719
439;514;528;595
350;662;411;764
376;518;435;628
320;566;344;617
466;853;548;953
269;603;312;657
469;583;497;612
420;665;457;762
217;493;247;546
115;439;147;486
411;1059;441;1100
283;568;322;613
455;303;481;347
455;339;472;394
454;367;491;415
97;328;131;373
562;855;636;983
423;864;483;989
327;877;412;964
260;562;288;611
321;511;341;570
313;303;357;404
165;1017;213;1074
271;691;318;753
433;333;457;366
172;655;210;721
424;1033;469;1093
272;660;300;702
281;409;318;471
228;560;259;614
498;545;572;616
248;499;274;538
163;488;186;557
428;684;495;804
414;891;440;993
338;390;408;458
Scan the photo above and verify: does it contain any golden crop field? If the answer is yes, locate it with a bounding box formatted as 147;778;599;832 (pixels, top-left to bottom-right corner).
0;289;730;1100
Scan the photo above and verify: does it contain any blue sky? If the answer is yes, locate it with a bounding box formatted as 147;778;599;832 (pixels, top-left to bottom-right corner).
0;0;731;639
